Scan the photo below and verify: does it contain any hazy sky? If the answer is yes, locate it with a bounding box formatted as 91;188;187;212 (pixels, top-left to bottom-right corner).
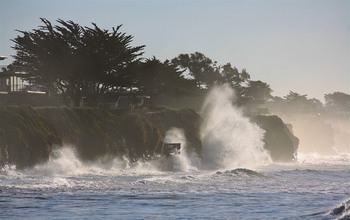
0;0;349;101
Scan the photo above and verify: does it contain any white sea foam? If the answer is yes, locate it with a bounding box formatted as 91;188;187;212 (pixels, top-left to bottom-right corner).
31;146;131;177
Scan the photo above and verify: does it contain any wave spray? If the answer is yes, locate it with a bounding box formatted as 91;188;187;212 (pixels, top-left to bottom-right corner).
200;84;270;170
161;127;197;171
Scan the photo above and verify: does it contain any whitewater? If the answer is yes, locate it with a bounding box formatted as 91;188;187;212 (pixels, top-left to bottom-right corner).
1;85;349;219
1;149;349;219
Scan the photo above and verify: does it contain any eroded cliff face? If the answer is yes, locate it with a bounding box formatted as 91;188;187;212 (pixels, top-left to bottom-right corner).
0;106;297;168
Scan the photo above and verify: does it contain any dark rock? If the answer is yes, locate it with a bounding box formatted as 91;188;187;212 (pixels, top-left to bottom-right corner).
251;115;299;162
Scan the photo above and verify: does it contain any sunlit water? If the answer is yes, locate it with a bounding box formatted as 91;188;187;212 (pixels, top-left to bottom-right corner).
1;149;349;220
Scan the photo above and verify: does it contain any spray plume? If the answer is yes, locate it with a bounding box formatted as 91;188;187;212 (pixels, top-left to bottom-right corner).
200;84;270;169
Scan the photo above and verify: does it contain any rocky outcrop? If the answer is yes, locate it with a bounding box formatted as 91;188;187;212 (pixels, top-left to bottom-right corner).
251;115;299;162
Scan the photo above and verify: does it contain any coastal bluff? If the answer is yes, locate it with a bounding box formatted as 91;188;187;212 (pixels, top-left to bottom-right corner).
0;106;297;168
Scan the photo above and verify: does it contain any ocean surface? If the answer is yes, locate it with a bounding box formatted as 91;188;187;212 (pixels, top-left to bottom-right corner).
1;148;349;220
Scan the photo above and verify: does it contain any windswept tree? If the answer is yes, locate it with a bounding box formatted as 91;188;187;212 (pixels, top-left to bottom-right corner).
12;18;144;106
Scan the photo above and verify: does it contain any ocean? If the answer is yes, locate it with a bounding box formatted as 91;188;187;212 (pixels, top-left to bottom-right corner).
1;148;349;220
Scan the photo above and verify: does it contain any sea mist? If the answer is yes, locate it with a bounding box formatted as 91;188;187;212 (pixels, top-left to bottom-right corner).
200;84;270;169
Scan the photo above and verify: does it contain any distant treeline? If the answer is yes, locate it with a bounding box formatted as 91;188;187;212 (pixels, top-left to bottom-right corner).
4;18;350;114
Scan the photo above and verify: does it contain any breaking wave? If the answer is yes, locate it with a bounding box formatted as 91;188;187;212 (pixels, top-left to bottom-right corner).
200;84;271;170
31;147;131;176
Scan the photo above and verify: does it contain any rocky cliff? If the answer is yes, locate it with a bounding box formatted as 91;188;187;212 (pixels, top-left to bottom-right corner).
252;115;299;162
0;106;297;168
0;106;202;168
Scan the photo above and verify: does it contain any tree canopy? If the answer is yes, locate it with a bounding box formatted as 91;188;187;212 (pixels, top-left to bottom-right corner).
266;91;324;114
12;18;145;106
325;92;350;113
244;80;273;102
129;57;198;97
170;52;261;105
170;52;220;89
218;63;250;89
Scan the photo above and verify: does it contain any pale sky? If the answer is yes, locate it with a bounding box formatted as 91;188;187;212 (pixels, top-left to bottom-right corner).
0;0;349;101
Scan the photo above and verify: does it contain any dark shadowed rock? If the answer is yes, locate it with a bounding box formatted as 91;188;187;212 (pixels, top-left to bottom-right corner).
251;115;299;162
